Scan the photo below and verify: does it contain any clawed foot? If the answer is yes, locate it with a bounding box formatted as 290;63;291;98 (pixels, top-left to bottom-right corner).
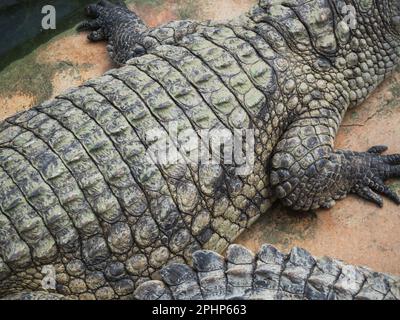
344;145;400;207
77;0;148;64
77;1;126;41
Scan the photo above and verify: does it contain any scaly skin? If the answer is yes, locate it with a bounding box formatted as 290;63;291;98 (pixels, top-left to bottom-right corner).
135;244;400;300
0;0;400;299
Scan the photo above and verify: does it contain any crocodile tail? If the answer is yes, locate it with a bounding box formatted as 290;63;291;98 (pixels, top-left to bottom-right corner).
135;244;400;300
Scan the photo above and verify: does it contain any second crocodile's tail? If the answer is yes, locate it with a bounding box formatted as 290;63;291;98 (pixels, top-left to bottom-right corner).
134;244;400;300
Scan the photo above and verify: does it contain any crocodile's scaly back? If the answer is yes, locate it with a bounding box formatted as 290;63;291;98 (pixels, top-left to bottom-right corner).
1;0;400;299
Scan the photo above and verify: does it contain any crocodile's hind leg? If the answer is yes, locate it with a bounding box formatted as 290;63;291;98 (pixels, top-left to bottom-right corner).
77;1;203;65
77;0;149;64
270;109;400;211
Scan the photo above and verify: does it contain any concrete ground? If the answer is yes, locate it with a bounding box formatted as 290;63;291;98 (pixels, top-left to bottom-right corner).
0;0;399;275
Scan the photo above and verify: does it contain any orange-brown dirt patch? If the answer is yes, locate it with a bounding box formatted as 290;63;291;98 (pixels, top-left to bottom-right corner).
0;93;35;120
198;0;255;21
129;1;179;27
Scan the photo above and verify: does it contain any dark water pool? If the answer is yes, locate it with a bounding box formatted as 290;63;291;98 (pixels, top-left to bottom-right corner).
0;0;98;71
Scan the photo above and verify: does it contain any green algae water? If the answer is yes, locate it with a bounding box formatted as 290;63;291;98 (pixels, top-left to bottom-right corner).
0;0;97;71
0;0;149;112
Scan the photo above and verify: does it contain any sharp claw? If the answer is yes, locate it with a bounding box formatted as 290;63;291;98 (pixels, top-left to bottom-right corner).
354;185;384;207
77;19;101;32
368;145;388;154
369;177;400;204
385;165;400;179
383;154;400;165
381;185;400;205
76;21;90;31
345;146;400;207
386;190;400;205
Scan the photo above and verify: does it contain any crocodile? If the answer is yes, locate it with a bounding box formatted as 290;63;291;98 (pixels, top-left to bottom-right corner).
0;0;400;300
134;244;400;300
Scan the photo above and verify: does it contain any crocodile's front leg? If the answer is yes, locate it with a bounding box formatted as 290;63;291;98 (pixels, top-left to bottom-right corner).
265;0;400;211
271;114;400;211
